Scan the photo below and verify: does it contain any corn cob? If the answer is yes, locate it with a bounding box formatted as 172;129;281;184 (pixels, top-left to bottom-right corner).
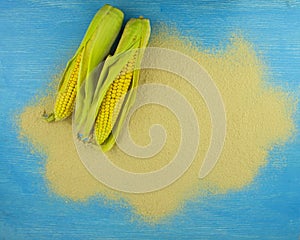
75;17;150;151
52;53;82;120
45;5;124;122
95;55;137;144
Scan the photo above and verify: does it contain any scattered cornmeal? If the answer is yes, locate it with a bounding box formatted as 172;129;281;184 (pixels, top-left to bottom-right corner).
18;26;296;223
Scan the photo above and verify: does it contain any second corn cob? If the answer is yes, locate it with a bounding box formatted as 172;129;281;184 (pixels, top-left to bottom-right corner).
76;17;151;151
95;55;136;144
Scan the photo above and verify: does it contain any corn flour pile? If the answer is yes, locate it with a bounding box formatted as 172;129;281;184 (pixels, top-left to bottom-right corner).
19;26;296;222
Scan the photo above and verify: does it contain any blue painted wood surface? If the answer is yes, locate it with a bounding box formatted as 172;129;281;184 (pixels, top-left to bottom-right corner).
0;1;299;239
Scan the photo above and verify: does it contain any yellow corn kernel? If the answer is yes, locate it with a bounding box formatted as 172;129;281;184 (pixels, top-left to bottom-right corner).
94;58;135;144
54;53;82;120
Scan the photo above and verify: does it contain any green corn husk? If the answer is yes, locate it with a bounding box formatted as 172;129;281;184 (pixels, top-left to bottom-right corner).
75;17;151;152
45;4;124;122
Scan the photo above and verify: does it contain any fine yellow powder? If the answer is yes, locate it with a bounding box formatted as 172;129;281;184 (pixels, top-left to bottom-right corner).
18;27;296;222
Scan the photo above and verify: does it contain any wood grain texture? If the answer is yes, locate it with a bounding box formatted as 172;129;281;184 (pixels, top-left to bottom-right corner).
0;0;299;239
